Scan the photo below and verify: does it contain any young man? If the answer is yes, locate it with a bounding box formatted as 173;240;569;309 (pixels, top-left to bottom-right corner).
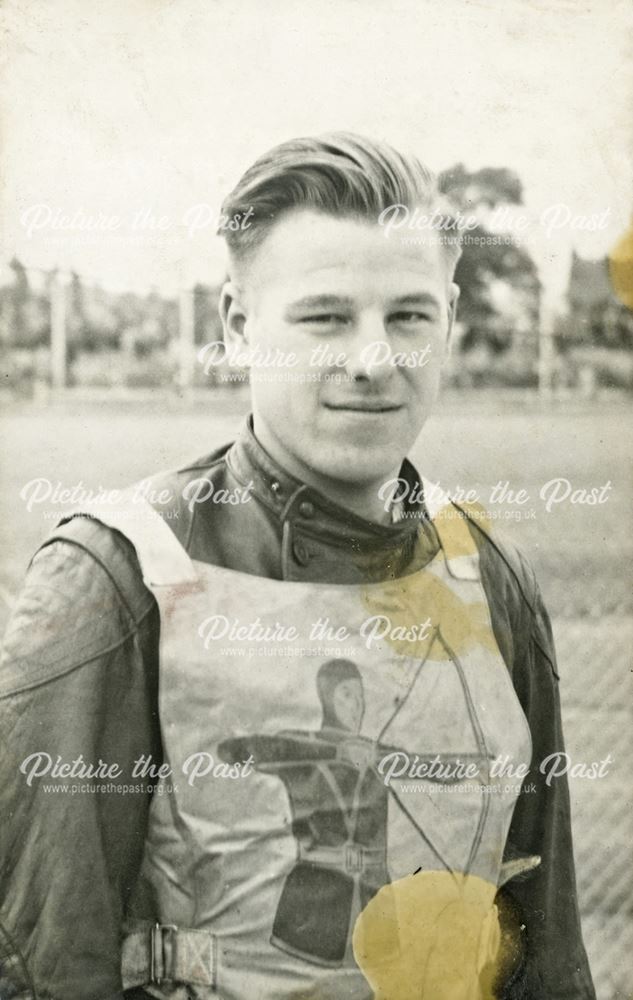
0;134;595;1000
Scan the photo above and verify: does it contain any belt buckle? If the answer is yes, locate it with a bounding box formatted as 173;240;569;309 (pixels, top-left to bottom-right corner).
150;922;178;985
346;844;363;873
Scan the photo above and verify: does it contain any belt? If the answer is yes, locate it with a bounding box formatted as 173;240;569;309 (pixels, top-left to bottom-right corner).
298;843;387;874
121;923;217;989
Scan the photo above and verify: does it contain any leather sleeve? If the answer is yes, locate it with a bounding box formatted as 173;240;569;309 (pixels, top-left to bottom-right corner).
474;524;596;1000
0;518;161;1000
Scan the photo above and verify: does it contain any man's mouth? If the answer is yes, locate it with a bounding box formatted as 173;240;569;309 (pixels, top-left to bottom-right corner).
323;401;403;414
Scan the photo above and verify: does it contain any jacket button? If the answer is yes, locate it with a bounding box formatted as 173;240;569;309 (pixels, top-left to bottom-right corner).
299;500;315;518
292;539;311;565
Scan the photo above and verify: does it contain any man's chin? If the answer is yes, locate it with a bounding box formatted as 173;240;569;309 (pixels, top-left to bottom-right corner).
309;448;401;490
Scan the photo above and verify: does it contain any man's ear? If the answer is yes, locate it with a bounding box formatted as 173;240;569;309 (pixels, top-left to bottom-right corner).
445;282;460;356
219;280;249;348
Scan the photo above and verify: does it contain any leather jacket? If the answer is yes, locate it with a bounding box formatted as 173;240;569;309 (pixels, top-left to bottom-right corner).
0;416;596;1000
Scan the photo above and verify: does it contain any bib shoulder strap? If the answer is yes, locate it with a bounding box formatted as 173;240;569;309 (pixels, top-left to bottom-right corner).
421;477;480;581
56;493;197;588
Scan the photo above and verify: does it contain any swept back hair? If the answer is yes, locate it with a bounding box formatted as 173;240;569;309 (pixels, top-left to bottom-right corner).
218;132;461;275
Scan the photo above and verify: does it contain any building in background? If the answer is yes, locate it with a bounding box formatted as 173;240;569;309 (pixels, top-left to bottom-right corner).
554;253;633;392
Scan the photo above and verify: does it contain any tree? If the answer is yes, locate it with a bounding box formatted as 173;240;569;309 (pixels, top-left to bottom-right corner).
439;165;524;213
9;258;49;348
439;166;540;362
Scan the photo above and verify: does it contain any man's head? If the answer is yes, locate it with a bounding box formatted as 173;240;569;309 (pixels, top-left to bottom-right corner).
316;658;365;733
218;133;460;506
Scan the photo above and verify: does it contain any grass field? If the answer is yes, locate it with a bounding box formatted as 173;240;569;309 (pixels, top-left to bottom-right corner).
0;388;631;998
1;388;630;617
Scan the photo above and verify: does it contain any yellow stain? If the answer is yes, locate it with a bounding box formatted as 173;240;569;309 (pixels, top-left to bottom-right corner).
353;869;505;1000
608;225;633;310
432;502;487;563
360;505;497;662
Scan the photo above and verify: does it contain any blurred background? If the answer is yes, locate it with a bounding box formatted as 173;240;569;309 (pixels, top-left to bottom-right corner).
0;1;632;996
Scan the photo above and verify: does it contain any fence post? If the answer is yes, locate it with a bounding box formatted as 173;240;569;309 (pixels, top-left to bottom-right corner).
50;270;67;390
178;286;195;394
538;300;556;399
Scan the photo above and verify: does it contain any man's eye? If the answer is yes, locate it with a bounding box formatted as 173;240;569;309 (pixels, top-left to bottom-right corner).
390;311;432;324
300;314;347;325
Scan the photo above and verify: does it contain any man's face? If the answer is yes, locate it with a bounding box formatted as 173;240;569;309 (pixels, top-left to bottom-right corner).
332;677;365;733
221;209;458;491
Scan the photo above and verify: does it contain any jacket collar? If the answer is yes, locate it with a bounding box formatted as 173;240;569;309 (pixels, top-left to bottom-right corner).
226;415;439;565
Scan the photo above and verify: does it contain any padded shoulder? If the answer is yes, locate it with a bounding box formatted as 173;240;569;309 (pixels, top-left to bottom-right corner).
0;517;156;696
45;514;155;625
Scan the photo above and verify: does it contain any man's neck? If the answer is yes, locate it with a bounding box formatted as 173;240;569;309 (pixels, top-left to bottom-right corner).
251;420;401;526
300;472;398;526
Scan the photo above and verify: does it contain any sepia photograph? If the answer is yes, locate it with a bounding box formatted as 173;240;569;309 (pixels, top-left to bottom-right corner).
0;2;631;999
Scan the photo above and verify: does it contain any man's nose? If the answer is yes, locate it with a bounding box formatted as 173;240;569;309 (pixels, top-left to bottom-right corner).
344;313;390;382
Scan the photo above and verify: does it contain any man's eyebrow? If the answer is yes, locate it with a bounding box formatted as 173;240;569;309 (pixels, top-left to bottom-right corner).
285;295;355;312
284;292;443;315
388;293;441;309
